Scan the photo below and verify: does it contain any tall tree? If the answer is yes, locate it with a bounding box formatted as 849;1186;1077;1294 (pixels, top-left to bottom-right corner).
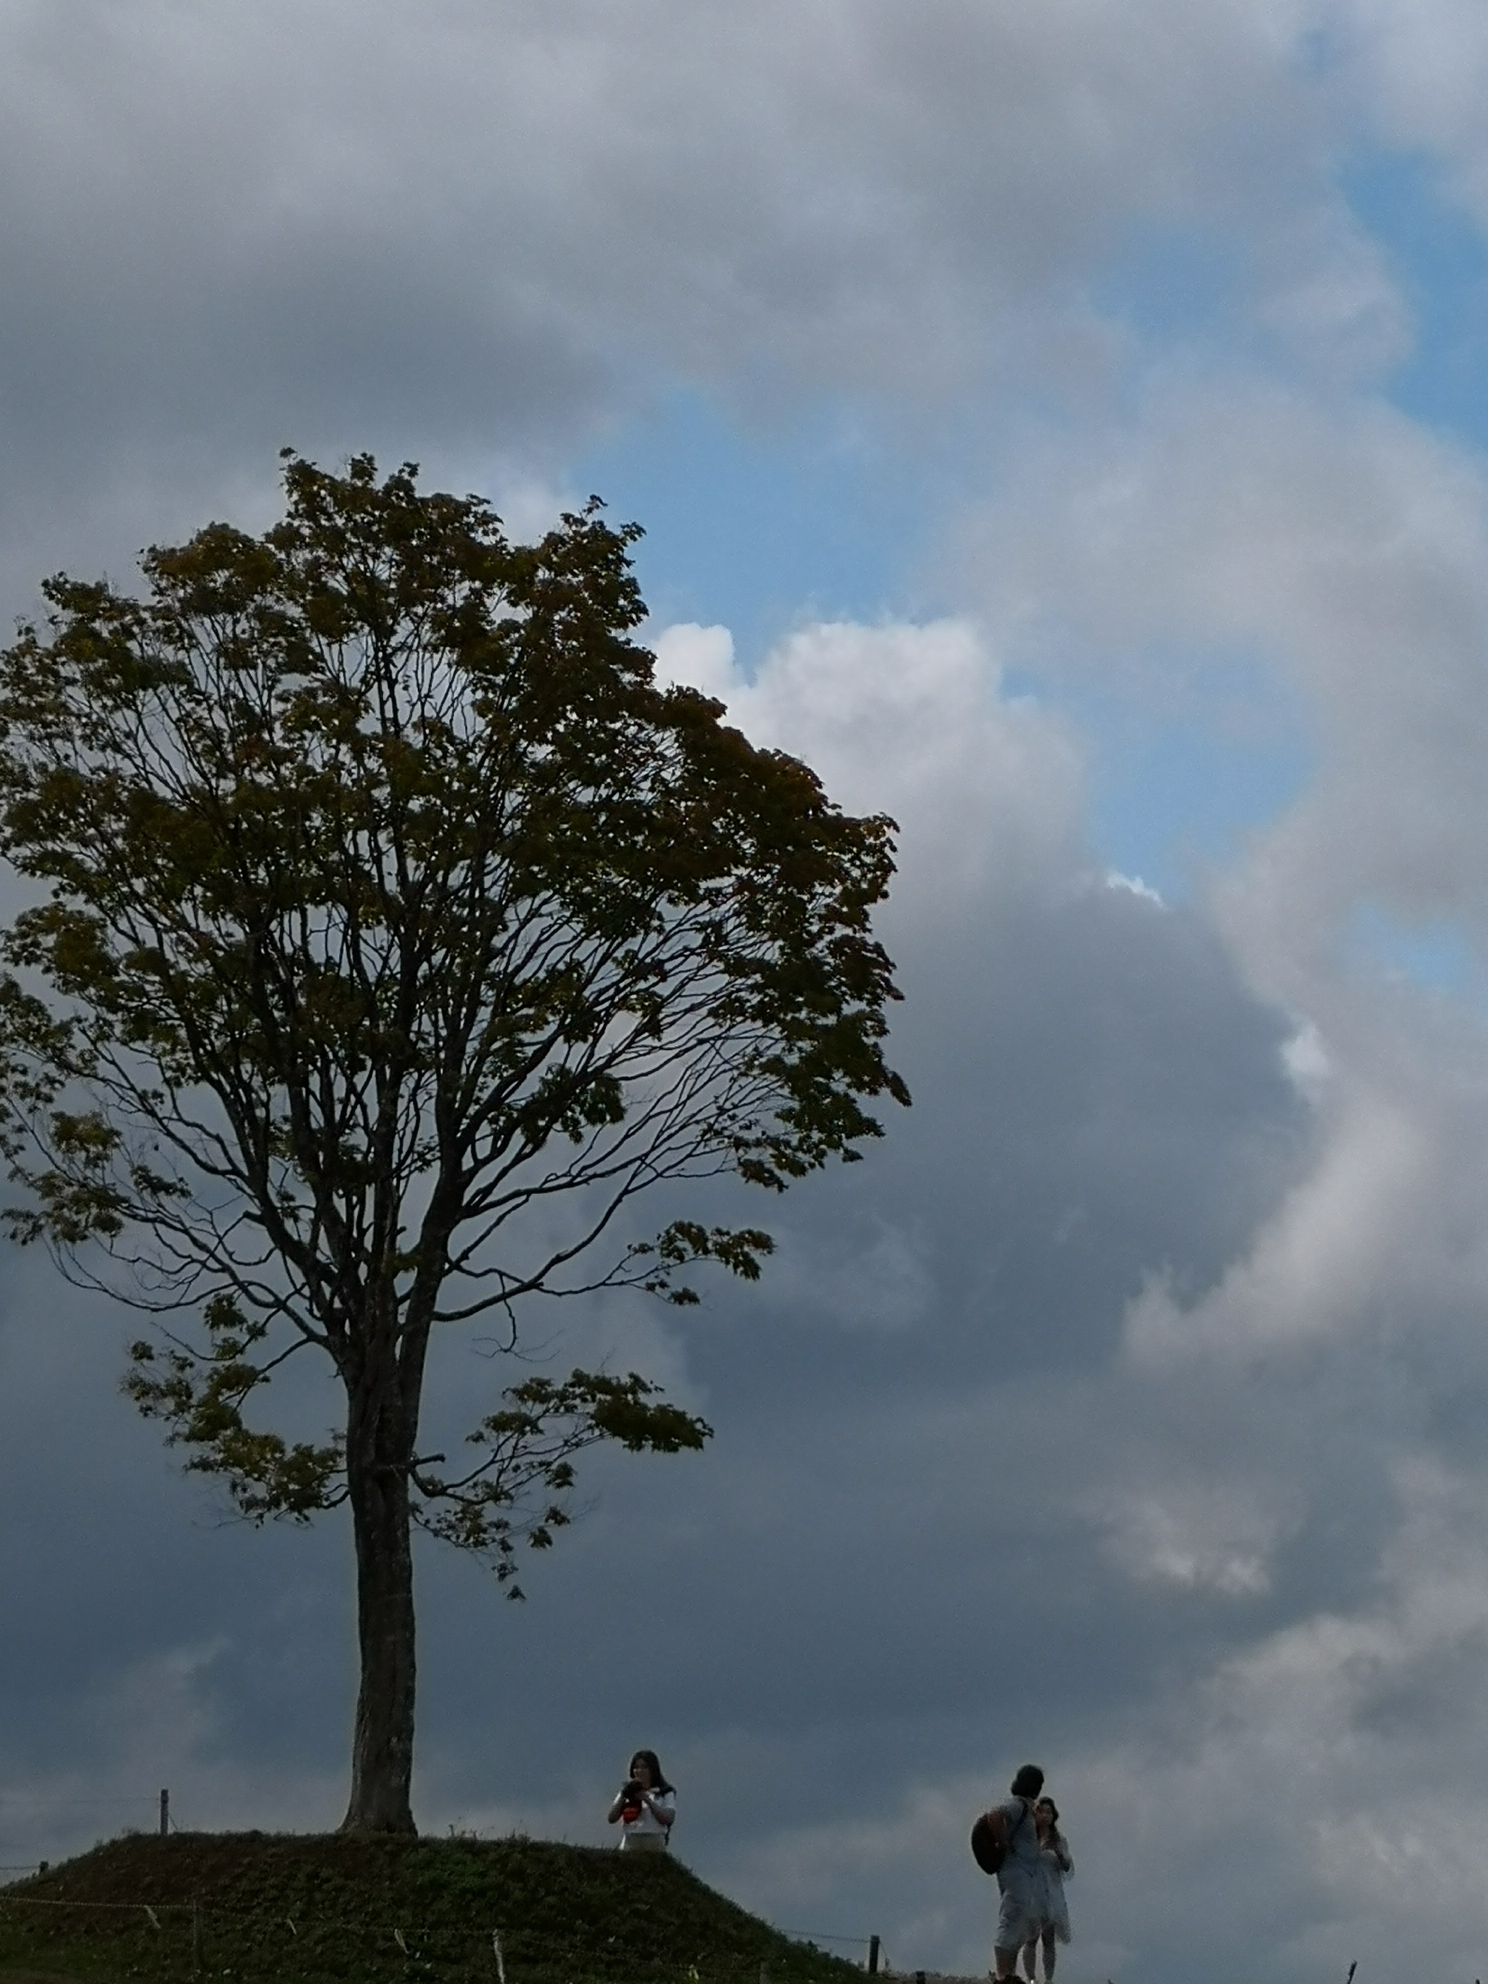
0;454;908;1831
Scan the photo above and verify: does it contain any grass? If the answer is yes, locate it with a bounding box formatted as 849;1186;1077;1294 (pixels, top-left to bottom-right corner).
0;1832;867;1984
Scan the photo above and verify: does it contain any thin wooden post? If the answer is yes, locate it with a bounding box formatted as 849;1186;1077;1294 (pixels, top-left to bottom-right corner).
159;1789;169;1837
867;1935;880;1975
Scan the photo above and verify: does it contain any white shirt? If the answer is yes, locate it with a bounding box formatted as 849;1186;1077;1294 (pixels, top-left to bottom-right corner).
620;1787;675;1844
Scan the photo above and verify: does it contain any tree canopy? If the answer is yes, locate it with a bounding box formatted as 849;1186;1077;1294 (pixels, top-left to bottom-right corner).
0;452;908;1829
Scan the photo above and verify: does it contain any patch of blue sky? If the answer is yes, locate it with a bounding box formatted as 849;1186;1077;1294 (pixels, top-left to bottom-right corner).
1007;655;1316;902
1343;150;1488;449
1347;902;1479;997
578;388;1316;895
571;388;946;673
1088;221;1244;363
1090;717;1313;903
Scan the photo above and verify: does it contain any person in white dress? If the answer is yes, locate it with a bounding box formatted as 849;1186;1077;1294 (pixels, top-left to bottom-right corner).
1020;1797;1072;1981
607;1749;675;1852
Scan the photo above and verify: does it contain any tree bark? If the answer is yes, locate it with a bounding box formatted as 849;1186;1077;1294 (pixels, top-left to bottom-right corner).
340;1385;418;1833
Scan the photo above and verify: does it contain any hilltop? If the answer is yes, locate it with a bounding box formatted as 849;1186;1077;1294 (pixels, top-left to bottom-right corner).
0;1832;867;1984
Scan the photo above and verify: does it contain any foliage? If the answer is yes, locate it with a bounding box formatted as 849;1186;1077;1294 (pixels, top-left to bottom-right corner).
125;1315;712;1590
0;451;907;1819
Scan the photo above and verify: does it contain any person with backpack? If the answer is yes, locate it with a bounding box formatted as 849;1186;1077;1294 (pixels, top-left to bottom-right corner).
606;1748;676;1852
976;1764;1046;1981
1020;1797;1073;1981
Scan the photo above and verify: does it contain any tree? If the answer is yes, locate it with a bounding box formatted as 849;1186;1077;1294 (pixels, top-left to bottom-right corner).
0;453;908;1832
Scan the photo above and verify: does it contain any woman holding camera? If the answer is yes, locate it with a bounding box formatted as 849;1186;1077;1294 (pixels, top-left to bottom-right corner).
607;1749;675;1851
1020;1797;1073;1981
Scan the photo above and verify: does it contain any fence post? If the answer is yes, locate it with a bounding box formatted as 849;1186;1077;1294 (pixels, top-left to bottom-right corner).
191;1897;201;1979
867;1935;880;1975
159;1789;169;1837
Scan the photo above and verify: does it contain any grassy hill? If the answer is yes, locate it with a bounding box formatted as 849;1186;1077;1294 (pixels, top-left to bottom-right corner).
0;1833;868;1984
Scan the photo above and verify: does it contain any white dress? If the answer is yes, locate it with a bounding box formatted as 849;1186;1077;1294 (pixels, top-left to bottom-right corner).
1037;1839;1073;1943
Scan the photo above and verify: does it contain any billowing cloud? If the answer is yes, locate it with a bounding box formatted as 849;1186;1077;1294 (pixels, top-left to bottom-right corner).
966;383;1488;984
9;4;1488;1980
0;605;1312;1976
0;0;1403;602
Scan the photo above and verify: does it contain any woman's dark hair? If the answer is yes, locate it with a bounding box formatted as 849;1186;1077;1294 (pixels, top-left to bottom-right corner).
1031;1801;1063;1857
1010;1764;1045;1799
630;1749;675;1795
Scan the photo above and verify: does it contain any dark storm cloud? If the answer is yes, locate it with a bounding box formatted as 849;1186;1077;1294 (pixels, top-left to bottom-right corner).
392;870;1321;1963
5;583;1484;1981
8;5;1488;1981
710;879;1307;1392
0;603;1316;1976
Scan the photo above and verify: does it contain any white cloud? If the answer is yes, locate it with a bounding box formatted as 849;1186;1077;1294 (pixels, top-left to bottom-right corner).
1105;1455;1488;1971
968;379;1488;1006
1106;869;1165;904
955;369;1488;1398
1281;1017;1331;1092
1124;1088;1427;1356
651;622;739;704
673;617;1087;914
0;0;1413;608
1333;0;1488;220
1094;1480;1295;1594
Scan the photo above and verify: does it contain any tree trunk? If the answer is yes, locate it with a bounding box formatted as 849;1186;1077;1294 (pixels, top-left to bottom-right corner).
341;1388;418;1833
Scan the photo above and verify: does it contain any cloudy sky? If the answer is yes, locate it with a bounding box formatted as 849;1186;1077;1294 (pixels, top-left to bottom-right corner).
8;2;1488;1978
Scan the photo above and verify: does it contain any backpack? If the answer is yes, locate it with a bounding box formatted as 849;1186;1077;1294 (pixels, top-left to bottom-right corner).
970;1797;1028;1876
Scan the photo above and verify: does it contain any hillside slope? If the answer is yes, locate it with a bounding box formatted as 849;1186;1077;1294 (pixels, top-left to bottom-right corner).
0;1833;866;1984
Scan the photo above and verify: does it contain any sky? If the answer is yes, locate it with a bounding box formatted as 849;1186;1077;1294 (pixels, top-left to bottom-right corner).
6;3;1488;1979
